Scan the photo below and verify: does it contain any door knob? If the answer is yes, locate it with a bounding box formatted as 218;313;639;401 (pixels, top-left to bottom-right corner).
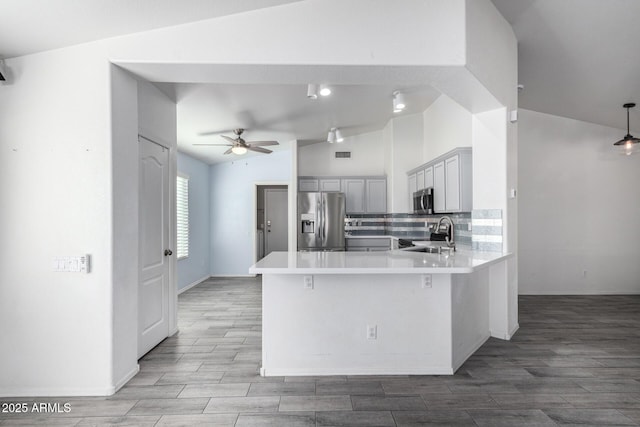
164;249;173;256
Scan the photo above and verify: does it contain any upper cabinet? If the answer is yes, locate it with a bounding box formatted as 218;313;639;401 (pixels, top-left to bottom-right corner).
365;178;387;214
407;147;472;213
341;179;366;213
299;176;387;214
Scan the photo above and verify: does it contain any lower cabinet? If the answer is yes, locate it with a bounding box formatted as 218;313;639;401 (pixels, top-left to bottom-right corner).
346;237;392;252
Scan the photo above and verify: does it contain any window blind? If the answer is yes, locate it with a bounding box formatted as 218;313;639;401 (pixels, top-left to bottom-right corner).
176;174;189;259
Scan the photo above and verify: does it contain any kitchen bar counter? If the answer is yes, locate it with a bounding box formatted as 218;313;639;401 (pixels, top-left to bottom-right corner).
251;248;518;377
249;248;511;275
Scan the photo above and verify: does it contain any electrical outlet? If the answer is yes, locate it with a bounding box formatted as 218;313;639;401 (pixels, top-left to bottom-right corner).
367;325;377;340
422;274;432;288
303;275;314;290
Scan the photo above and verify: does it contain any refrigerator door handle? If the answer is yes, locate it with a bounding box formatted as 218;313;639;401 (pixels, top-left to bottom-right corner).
321;196;326;242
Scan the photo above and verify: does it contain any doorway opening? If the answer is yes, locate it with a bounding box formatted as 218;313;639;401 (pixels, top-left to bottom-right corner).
256;185;289;261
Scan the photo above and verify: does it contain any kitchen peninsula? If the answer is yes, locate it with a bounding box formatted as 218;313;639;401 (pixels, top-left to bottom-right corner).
249;249;516;376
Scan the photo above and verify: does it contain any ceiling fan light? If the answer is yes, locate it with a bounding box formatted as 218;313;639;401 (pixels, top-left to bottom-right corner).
319;85;332;97
307;83;318;99
335;128;344;143
327;129;337;144
231;146;248;155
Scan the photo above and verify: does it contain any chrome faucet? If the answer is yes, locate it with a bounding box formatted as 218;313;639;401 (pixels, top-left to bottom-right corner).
436;216;456;251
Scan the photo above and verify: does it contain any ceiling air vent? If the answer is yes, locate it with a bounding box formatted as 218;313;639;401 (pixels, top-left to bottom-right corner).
335;151;351;159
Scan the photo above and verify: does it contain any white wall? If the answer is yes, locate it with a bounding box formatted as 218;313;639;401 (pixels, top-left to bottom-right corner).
423;94;472;161
386;113;425;213
298;130;384;176
0;45;114;396
210;150;292;275
519;109;640;294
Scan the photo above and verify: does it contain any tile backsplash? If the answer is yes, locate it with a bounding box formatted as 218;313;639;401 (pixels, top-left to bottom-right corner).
345;209;504;252
345;213;472;245
471;209;503;252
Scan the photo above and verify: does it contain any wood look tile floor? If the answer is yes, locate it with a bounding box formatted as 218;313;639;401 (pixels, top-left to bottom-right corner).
2;278;640;426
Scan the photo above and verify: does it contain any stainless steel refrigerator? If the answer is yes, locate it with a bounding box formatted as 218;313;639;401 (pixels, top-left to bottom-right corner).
298;192;346;251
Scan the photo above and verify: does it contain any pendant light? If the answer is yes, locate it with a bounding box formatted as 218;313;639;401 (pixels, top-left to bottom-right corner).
614;103;640;156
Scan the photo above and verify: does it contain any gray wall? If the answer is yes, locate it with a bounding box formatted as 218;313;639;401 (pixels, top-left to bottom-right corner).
177;152;211;291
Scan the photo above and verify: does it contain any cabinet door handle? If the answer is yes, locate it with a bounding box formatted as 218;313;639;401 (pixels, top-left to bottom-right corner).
164;249;173;256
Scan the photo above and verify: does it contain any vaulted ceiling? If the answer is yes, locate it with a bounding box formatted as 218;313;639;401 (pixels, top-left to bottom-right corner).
1;0;638;163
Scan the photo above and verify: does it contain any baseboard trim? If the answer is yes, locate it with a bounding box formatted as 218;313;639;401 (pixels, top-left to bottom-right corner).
261;366;454;376
178;275;210;295
507;323;520;340
519;291;640;295
209;274;256;278
112;364;140;394
452;333;490;372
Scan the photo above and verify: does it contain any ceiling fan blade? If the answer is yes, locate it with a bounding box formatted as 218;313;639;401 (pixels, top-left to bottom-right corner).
193;143;232;146
224;147;234;155
221;135;237;143
247;146;273;154
247;141;279;147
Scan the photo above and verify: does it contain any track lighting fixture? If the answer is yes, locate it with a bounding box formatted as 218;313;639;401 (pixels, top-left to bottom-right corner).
334;128;344;143
614;103;640;156
327;129;337;144
307;83;331;99
393;91;406;113
307;84;318;99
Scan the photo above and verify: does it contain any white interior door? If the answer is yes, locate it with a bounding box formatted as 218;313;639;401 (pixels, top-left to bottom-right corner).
264;188;288;255
138;138;171;358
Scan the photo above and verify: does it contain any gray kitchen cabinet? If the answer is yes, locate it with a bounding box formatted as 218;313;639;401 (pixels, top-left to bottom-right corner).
299;175;387;214
341;179;366;213
433;161;446;213
365;178;387;213
346;237;391;252
407;147;472;213
445;155;460;212
424;166;434;189
319;178;341;192
416;169;425;190
408;173;417;212
298;178;319;192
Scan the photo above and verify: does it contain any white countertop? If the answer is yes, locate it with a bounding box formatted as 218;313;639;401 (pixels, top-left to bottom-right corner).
345;235;398;240
249;249;512;275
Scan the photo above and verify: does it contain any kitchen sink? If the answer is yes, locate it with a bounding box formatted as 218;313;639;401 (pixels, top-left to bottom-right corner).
403;245;454;254
408;246;441;253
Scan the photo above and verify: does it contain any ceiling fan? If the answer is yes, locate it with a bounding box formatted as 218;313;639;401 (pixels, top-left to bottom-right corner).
194;128;279;155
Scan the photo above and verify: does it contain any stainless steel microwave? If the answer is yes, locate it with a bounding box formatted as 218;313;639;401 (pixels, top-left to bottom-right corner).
413;187;434;214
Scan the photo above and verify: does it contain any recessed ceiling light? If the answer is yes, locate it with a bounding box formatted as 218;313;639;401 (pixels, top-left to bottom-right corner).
319;85;332;97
